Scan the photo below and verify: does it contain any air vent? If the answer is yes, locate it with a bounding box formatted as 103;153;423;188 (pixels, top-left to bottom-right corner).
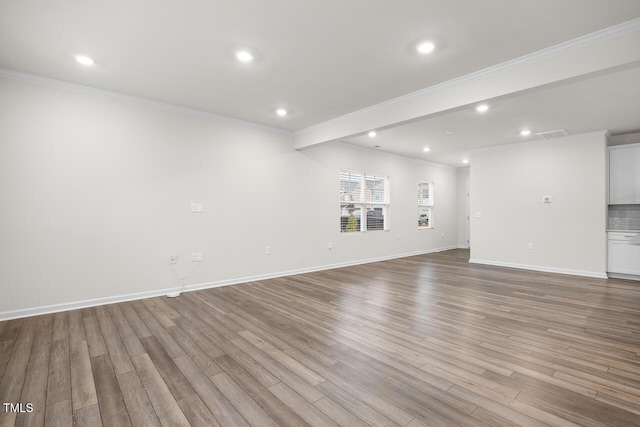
536;129;570;139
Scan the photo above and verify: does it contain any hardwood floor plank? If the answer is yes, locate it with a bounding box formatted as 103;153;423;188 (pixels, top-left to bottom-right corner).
141;298;176;328
29;315;53;362
169;310;278;387
166;325;223;377
46;339;71;405
212;372;280;427
68;310;86;344
131;353;188;426
0;318;36;426
2;249;640;426
82;316;106;358
313;396;370;427
119;302;152;339
268;382;339;427
43;399;72;427
214;354;307;427
238;329;325;386
95;306;134;375
282;346;414;426
177;394;221;427
231;336;324;403
70;340;98;410
173;355;249;427
15;350;48;427
72;403;102;427
51;312;68;342
132;301;185;359
91;354;131;427
107;304;146;358
140;336;194;401
116;369;161;427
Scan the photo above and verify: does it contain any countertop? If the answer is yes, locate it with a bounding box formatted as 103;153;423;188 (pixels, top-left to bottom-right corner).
607;229;640;233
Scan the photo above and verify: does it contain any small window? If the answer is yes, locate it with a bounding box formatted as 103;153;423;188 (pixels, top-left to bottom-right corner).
418;181;433;229
340;170;389;232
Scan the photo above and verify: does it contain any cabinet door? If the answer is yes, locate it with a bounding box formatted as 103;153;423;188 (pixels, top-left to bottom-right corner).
609;146;640;204
608;239;640;275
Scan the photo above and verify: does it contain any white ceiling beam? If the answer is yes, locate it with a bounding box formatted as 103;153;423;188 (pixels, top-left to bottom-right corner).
294;19;640;150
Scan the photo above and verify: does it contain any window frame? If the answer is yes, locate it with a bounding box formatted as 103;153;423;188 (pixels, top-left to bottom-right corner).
340;169;390;233
418;180;434;229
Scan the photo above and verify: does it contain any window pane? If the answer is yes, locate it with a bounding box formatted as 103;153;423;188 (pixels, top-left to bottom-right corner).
418;206;430;229
365;174;386;203
340;171;362;203
418;182;431;205
366;205;385;230
340;203;362;232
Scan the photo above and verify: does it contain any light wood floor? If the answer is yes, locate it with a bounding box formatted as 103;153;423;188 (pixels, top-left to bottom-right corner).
1;249;640;426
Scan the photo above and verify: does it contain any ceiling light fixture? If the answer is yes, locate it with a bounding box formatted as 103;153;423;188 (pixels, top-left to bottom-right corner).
235;50;254;63
462;159;469;164
445;131;454;135
475;104;489;113
416;42;435;54
75;55;95;66
423;147;431;152
520;129;531;136
368;131;377;138
276;108;287;117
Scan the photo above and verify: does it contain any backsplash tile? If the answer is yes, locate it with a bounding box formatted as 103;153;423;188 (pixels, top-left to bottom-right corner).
609;204;640;230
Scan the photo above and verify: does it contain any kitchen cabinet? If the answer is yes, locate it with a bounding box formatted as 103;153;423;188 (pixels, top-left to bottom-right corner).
609;144;640;204
608;231;640;277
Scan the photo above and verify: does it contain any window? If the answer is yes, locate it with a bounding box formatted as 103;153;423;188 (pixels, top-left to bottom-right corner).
418;181;434;229
340;170;389;232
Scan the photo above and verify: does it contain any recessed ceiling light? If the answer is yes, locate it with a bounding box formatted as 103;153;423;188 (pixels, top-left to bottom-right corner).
276;108;287;117
444;131;454;135
235;50;254;63
423;147;431;152
520;129;531;136
475;104;489;113
368;131;377;138
416;42;435;54
75;55;94;66
462;159;469;164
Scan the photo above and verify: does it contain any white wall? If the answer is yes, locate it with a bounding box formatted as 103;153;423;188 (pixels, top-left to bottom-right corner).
469;131;608;277
0;76;459;318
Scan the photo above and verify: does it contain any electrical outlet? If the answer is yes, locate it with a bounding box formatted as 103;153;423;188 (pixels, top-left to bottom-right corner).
196;252;203;262
191;202;204;213
441;233;445;239
191;252;198;262
328;242;332;249
528;243;534;250
265;246;271;255
169;255;177;264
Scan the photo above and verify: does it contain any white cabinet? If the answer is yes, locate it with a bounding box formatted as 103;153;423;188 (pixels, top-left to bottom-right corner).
609;144;640;204
608;232;640;276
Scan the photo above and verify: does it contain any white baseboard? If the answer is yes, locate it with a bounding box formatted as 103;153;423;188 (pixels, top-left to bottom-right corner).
607;272;640;281
469;258;608;279
0;245;458;321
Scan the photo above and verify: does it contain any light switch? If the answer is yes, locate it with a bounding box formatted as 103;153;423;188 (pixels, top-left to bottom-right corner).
475;211;482;218
543;196;552;204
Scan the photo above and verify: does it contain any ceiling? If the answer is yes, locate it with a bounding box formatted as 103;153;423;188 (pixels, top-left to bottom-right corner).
344;64;640;166
1;0;639;164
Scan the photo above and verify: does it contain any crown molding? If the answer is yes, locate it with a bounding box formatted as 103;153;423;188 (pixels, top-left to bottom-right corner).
295;18;640;138
0;68;293;136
